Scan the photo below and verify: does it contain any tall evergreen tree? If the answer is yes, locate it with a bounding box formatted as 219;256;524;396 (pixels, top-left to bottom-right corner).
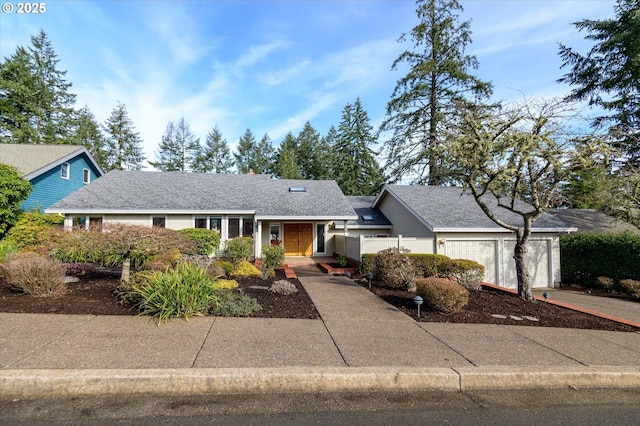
192;125;234;173
103;102;145;171
334;98;385;196
558;0;640;167
295;121;323;179
380;0;492;185
72;106;110;171
254;133;275;174
321;125;339;180
149;116;200;172
28;29;77;144
0;30;76;144
234;128;258;174
272;132;302;179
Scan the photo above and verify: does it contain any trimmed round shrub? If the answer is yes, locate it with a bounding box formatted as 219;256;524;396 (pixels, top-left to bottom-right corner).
416;277;469;314
373;247;418;291
441;259;485;290
179;228;221;256
209;291;261;317
1;252;65;295
225;237;254;265
230;260;261;277
408;253;451;278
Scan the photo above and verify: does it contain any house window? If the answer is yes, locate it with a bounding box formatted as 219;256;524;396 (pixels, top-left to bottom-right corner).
152;216;166;228
317;223;325;253
194;217;207;229
60;162;70;179
270;224;280;244
83;168;90;184
209;217;222;232
228;218;240;238
72;216;86;229
89;217;103;231
242;217;254;237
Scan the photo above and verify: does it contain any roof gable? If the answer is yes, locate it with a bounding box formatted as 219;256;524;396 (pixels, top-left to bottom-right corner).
375;185;574;232
0;144;104;179
47;171;358;219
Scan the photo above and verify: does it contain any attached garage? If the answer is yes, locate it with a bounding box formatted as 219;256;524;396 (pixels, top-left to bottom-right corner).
502;239;551;289
445;240;498;285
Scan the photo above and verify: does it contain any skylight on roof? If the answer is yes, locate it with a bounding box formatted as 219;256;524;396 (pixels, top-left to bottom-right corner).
289;186;307;193
362;214;374;221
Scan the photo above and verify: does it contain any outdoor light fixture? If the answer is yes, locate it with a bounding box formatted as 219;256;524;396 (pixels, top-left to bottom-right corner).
366;271;373;288
413;295;423;319
543;292;549;302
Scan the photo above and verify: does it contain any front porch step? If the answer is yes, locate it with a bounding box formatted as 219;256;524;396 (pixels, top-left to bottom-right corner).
318;263;357;276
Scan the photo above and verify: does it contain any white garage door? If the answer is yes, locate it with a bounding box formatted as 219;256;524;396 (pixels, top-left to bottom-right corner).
503;240;550;288
446;240;497;285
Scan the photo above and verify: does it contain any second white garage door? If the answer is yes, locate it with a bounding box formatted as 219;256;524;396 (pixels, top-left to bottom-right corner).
502;240;550;289
445;240;497;285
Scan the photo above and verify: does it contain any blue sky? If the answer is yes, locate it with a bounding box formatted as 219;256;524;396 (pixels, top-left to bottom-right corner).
1;0;616;167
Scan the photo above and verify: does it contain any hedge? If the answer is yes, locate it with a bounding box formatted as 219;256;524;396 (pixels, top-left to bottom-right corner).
560;231;640;286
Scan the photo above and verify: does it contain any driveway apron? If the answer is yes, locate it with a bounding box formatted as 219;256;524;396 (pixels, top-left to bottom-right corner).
297;273;472;368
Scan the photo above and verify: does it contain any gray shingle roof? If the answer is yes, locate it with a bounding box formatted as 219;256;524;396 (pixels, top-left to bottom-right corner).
377;185;574;232
344;196;392;227
0;144;102;178
547;209;640;234
47;171;358;219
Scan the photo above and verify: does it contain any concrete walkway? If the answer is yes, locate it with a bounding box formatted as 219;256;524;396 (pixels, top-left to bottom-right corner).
1;271;639;398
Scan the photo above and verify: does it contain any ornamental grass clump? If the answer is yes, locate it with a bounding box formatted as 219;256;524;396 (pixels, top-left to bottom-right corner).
1;252;65;295
416;277;469;314
269;279;298;295
122;262;218;323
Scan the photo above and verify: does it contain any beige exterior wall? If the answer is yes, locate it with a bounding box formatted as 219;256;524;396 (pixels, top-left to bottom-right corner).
377;194;434;237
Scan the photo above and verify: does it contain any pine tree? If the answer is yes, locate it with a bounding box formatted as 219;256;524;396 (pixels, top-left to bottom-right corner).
192;125;234;173
0;47;37;144
272;132;302;179
334;98;385;196
103;102;145;171
234;128;258;174
380;0;492;185
72;106;110;171
321;125;339;180
295;121;321;179
254;133;275;174
28;30;77;144
149;117;200;172
558;0;640;167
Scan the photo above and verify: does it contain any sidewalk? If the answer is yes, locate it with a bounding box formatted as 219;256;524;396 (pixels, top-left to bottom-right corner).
1;272;639;398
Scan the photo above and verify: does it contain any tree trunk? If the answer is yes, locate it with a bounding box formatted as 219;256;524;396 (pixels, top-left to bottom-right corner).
121;257;131;283
514;228;534;301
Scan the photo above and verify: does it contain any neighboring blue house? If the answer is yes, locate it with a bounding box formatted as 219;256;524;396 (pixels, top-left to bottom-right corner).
0;144;104;211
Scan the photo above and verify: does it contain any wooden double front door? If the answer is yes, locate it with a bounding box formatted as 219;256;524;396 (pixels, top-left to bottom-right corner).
283;223;313;256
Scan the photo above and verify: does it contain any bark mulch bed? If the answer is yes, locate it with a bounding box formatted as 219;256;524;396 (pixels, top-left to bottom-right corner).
0;269;319;320
360;281;638;332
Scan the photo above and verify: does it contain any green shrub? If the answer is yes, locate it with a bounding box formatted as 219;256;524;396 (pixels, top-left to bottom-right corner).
359;254;376;274
179;228;221;256
0;163;31;238
260;244;285;279
619;279;640;299
4;212;64;249
206;263;226;278
230;260;261;277
560;232;640;286
122;262;217;323
0;239;19;263
212;279;239;290
225;237;254;265
595;276;615;290
441;259;485;290
1;252;65;295
408;253;451;277
269;279;298;295
416;277;469;314
51;228;103;264
373;247;418;291
214;260;234;275
209;290;261;317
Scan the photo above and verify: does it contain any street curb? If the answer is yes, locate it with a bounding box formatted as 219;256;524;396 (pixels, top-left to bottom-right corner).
2;366;640;398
